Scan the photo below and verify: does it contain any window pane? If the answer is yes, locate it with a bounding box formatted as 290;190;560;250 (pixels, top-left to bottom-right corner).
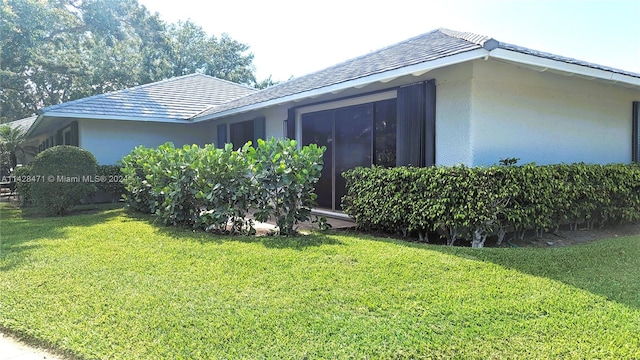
334;104;372;210
230;120;254;149
374;99;397;167
302;110;333;209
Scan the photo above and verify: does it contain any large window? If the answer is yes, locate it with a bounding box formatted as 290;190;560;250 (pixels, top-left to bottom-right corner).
294;81;436;212
300;95;397;211
220;117;266;149
230;120;254;148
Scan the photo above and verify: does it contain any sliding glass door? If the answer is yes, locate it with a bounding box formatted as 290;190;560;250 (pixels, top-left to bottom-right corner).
301;99;396;211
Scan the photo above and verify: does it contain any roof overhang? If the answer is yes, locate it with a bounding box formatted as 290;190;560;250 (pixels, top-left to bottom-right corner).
192;48;491;122
489;48;640;88
25;112;194;137
194;47;640;123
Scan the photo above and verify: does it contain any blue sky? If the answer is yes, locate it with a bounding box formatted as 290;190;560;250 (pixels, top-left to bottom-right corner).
138;0;640;82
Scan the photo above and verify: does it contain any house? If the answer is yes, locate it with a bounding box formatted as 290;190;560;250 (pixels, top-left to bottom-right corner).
10;28;640;212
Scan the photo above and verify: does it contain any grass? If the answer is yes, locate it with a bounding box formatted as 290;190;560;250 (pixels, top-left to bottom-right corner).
1;203;639;359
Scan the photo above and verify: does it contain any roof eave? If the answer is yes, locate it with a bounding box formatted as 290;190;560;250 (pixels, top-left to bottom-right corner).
489;48;640;88
193;48;491;122
39;112;194;123
25;114;45;137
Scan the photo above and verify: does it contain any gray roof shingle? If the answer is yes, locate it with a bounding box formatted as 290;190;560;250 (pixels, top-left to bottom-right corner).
41;73;257;121
2;115;38;132
196;29;486;118
195;28;639;119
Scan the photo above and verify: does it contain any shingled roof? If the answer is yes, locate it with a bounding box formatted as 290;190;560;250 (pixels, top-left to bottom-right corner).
193;28;640;120
2;115;38;131
40;73;257;121
29;28;640;128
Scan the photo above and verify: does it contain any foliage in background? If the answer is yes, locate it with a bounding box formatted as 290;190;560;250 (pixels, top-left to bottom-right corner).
0;125;36;169
120;139;325;235
343;163;640;247
12;165;31;204
0;0;272;123
95;165;126;202
29;145;97;215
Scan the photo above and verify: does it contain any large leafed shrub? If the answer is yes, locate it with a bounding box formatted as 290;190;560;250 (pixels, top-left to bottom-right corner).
249;138;324;235
120;139;325;235
30;145;98;215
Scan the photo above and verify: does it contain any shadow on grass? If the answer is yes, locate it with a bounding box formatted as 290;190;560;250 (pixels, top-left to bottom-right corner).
123;208;344;250
0;203;123;270
421;236;640;310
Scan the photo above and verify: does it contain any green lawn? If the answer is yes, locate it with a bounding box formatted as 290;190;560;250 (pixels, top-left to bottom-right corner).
1;203;639;359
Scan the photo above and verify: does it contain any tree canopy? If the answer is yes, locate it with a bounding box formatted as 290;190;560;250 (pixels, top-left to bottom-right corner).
0;0;263;123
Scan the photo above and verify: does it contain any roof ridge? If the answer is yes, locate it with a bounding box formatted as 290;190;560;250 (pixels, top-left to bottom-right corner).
40;74;196;113
246;29;447;96
206;75;259;92
40;73;256;114
289;29;444;82
438;28;499;50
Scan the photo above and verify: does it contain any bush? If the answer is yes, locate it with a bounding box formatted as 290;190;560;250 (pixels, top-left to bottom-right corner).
120;139;325;235
13;165;32;205
95;165;125;202
30;146;97;216
120;145;162;213
343;163;640;248
249;138;324;235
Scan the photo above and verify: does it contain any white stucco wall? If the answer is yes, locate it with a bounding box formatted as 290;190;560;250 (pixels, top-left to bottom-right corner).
206;59;639;168
470;59;640;166
431;63;474;166
79;119;213;164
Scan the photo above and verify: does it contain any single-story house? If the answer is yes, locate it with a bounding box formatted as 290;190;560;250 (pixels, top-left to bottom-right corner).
8;28;640;212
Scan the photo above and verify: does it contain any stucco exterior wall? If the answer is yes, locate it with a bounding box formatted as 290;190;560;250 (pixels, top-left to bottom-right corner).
208;59;639;168
431;63;474;166
79;119;212;164
470;59;640;166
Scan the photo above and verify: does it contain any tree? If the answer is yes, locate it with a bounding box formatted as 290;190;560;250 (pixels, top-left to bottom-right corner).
0;125;36;169
167;21;256;85
1;0;260;123
254;75;279;90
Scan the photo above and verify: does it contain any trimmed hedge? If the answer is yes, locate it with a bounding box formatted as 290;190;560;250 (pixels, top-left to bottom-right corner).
342;163;640;247
13;165;32;205
120;139;325;235
95;165;126;202
30;145;98;216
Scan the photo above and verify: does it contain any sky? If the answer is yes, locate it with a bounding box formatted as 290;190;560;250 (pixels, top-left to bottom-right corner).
137;0;640;82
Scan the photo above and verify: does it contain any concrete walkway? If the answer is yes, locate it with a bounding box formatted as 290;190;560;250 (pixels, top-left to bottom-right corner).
0;332;66;360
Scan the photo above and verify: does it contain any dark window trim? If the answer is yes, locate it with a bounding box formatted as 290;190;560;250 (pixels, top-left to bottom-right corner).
633;101;639;163
291;81;436;167
288;87;401;116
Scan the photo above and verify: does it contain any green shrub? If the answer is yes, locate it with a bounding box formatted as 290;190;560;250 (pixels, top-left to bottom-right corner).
194;143;255;234
13;165;32;205
30;145;97;216
120;145;163;213
249;138;325;235
120;139;325;235
95;165;125;202
343;163;640;248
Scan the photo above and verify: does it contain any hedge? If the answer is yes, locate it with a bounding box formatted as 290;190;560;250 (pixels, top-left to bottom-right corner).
120;139;325;235
342;163;640;247
30;145;98;216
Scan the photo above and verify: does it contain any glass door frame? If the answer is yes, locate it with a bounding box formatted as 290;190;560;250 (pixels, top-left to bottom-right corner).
295;90;397;212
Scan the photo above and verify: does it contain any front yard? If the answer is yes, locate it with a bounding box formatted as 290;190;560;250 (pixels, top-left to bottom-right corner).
0;203;639;359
